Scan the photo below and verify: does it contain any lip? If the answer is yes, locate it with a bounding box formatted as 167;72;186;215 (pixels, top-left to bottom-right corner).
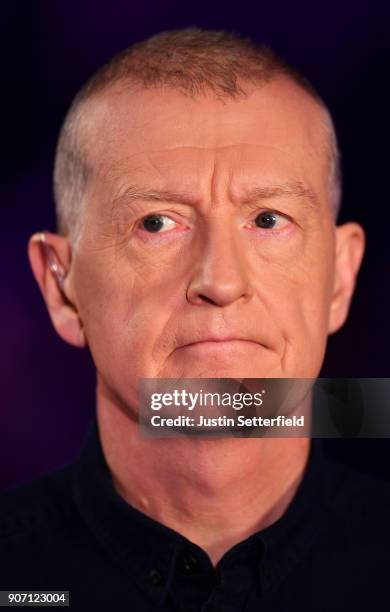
181;337;260;348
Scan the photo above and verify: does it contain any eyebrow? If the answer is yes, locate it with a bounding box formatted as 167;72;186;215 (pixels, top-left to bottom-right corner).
111;180;319;213
111;186;200;212
235;181;319;209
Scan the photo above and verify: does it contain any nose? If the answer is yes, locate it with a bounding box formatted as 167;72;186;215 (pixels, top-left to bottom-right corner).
186;221;253;307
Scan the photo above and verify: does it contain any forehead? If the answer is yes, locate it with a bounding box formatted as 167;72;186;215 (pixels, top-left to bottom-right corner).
83;77;330;198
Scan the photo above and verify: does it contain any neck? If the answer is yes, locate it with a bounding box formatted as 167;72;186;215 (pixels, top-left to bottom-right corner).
96;382;311;567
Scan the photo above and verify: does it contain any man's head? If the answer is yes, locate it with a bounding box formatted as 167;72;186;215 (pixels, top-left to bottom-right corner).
28;28;365;415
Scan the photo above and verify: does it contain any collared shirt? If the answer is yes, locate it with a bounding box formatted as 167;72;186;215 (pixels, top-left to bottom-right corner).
1;416;390;611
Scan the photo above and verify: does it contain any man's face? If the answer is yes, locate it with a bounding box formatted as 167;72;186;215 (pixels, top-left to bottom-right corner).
68;78;341;410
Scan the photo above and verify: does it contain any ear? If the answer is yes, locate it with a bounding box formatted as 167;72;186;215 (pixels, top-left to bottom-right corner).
328;222;366;335
28;231;86;348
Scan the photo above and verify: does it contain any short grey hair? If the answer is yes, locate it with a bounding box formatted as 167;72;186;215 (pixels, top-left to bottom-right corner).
53;28;341;246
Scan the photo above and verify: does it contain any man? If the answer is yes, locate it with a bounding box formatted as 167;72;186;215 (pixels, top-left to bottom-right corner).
1;28;389;611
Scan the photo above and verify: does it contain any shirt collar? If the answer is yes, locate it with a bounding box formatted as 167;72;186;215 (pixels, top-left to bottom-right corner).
72;415;335;604
72;416;183;606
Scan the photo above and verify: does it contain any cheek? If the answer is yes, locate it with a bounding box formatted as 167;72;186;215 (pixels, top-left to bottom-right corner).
73;253;180;380
274;259;333;375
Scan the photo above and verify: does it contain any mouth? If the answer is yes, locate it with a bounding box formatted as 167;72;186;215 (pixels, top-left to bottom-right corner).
184;338;258;345
179;339;262;353
181;336;261;347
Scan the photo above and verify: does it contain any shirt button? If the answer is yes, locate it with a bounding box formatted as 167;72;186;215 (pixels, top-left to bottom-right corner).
180;553;198;574
149;568;162;585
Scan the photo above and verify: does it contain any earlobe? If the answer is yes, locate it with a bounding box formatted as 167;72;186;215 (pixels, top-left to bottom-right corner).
28;231;87;348
328;222;366;335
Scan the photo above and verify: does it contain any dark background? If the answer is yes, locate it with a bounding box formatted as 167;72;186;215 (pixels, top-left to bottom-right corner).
1;0;389;490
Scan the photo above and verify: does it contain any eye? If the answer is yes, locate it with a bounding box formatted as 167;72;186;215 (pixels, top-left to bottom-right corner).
141;214;177;233
253;211;289;230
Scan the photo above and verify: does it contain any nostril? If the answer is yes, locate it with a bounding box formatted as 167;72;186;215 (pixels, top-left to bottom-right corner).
199;294;217;305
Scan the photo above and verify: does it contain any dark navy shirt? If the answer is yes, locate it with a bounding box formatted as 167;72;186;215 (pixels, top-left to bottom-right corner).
1;417;390;611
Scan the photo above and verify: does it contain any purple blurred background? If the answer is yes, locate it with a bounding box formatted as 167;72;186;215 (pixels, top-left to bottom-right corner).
1;0;389;490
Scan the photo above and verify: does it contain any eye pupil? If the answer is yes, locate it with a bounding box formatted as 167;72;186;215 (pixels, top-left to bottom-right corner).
255;212;277;229
143;215;164;233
